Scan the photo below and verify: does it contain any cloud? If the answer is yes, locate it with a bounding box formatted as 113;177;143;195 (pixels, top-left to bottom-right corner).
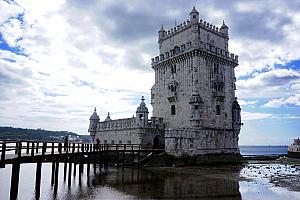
238;99;258;106
264;94;300;107
0;0;300;138
237;68;300;98
242;111;300;121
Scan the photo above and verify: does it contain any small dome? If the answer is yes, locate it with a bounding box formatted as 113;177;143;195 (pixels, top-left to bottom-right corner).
190;5;199;15
220;20;228;29
90;107;100;120
105;112;111;121
136;96;149;113
189;94;204;104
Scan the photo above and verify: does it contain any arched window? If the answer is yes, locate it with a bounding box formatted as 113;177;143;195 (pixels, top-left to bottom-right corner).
171;105;176;115
139;114;144;120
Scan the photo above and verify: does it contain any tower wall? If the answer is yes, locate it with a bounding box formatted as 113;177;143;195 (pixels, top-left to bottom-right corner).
151;7;241;156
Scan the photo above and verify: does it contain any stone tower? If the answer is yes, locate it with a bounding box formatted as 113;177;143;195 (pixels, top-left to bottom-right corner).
136;96;149;127
151;6;242;156
88;107;100;140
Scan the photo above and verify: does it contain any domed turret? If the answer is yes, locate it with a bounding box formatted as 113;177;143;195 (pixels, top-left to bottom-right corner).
105;112;111;121
189;6;199;23
89;107;100;140
220;20;229;36
232;98;242;130
158;25;166;41
136;96;149;127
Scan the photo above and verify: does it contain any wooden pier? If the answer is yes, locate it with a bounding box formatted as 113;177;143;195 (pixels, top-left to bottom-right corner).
0;140;164;200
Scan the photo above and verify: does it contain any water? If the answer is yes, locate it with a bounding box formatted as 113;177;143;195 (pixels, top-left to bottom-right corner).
240;145;288;156
0;146;299;200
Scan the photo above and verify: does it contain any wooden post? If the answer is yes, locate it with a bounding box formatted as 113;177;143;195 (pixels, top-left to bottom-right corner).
53;158;59;195
1;142;6;166
42;142;46;156
15;142;18;154
116;144;119;168
58;143;62;154
87;155;90;176
26;142;30;154
51;158;55;185
68;156;72;188
10;162;20;200
17;142;22;159
122;144;126;170
73;155;77;177
31;142;35;157
137;145;140;169
36;142;39;153
72;143;75;153
51;143;54;155
131;144;134;166
35;161;42;199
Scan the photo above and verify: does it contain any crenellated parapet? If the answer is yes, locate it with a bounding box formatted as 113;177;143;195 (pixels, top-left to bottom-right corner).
97;117;136;131
159;18;228;42
151;41;238;67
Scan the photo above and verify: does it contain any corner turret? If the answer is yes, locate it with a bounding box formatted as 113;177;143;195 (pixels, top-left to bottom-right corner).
105;112;111;121
232;98;242;131
158;25;166;41
219;20;229;36
189;6;199;23
88;107;100;140
136;96;149;127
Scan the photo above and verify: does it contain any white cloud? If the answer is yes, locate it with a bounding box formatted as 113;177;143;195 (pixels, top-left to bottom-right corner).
238;99;258;106
242;111;300;121
1;0;300;136
264;94;300;107
236;69;300;99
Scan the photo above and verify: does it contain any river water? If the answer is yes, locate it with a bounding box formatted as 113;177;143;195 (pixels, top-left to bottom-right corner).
0;146;300;200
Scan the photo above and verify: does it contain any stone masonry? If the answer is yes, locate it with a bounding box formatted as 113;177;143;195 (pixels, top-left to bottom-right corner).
151;6;242;156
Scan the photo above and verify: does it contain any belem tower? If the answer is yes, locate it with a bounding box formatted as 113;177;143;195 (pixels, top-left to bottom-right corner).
88;6;242;157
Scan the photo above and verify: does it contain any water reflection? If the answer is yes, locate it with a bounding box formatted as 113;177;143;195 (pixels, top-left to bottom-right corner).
0;163;242;200
90;168;242;200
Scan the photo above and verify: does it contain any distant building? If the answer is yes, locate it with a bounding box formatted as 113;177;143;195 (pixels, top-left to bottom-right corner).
89;6;242;156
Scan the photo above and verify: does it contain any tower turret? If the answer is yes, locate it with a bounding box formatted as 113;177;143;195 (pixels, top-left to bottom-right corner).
158;25;166;41
189;6;199;23
135;96;149;127
88;107;100;140
232;98;242;131
219;20;229;36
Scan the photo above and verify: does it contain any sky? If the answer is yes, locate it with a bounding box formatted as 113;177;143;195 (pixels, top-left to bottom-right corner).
0;0;300;145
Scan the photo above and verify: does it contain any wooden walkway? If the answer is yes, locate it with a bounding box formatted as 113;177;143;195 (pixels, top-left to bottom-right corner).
0;140;164;200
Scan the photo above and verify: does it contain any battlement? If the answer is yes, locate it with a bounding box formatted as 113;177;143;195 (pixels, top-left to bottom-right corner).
96;117;165;131
160;18;227;42
97;117;136;131
151;41;238;66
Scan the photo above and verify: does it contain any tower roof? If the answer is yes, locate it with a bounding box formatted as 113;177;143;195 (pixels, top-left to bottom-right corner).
89;107;100;120
105;112;111;121
190;5;199;15
136;96;149;113
220;20;228;29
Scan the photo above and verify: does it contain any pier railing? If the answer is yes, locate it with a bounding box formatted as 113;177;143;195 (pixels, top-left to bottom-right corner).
0;140;164;200
0;140;164;166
